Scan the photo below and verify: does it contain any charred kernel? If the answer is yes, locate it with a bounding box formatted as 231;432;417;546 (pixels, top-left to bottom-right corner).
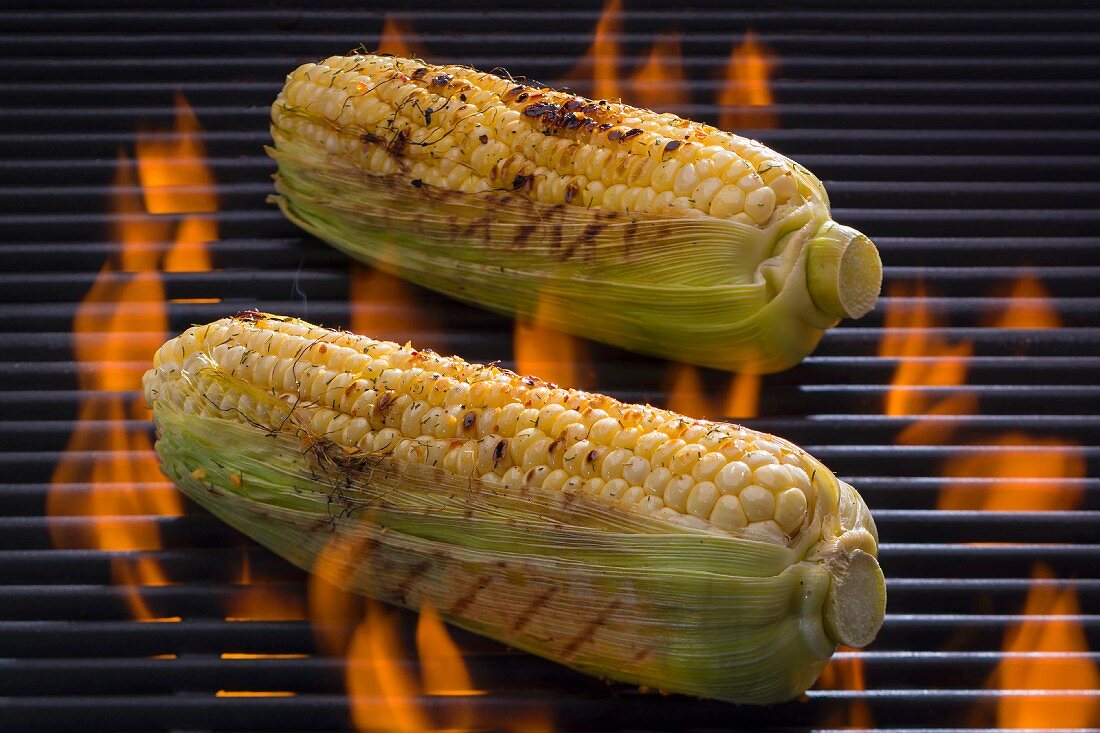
463;411;477;429
623;128;643;139
431;73;454;87
412;67;428;79
410;179;423;187
663;139;682;153
608;129;623;141
478;134;489;144
516;92;529;102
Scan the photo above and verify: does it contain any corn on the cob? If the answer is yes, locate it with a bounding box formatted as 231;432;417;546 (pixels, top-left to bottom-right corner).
269;54;882;374
145;313;885;704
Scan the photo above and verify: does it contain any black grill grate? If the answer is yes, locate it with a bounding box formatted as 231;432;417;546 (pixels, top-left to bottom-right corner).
2;1;1099;731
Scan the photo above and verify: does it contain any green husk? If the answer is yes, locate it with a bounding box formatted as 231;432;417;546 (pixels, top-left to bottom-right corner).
268;134;880;374
152;354;885;704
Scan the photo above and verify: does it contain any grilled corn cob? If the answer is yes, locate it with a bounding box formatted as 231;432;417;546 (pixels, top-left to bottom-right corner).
146;313;884;703
269;54;882;374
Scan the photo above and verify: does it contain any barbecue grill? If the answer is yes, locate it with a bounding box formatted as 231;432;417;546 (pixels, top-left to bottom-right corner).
3;1;1098;731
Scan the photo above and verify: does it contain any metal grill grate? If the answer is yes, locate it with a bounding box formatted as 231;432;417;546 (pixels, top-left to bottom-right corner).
2;1;1098;730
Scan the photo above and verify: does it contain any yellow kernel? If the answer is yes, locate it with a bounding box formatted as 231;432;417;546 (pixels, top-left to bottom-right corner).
709;185;744;219
710;495;748;531
662;475;694;512
745;186;777;225
739;484;775;522
754;463;792;493
775;488;809;533
686;481;719;519
692;452;727;481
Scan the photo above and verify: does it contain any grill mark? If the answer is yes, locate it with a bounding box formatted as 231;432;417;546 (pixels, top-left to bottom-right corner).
395;559;432;602
514;224;537;245
448;575;492;616
561;599;622;659
511;586;559;633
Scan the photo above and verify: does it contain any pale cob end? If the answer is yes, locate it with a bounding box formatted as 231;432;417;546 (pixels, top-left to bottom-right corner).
267;54;883;373
144;313;885;702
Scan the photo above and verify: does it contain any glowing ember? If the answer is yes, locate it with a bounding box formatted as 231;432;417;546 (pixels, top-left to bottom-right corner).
718;29;778;131
631;31;687;109
561;0;623;101
991;564;1100;728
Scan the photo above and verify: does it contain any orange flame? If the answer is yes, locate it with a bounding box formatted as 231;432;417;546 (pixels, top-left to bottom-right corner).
665;363;760;420
987;272;1061;331
349;263;446;353
879;281;976;445
991;564;1100;728
937;433;1085;512
347;601;429;733
561;0;623;101
514;294;592;389
631;31;687;109
718;29;778;131
47;93;217;622
817;647;873;727
417;604;480;698
377;15;428;60
224;551;306;622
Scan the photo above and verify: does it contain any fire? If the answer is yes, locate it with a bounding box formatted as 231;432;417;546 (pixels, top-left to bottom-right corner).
47;93;217;623
665;363;760;420
561;0;623;100
347;601;430;733
417;604;480;698
817;647;873;727
377;15;428;59
987;271;1061;331
991;564;1100;728
349;263;444;352
224;551;306;622
135;91;218;216
879;281;976;445
718;29;778;131
514;294;592;389
631;31;687;109
937;433;1085;512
